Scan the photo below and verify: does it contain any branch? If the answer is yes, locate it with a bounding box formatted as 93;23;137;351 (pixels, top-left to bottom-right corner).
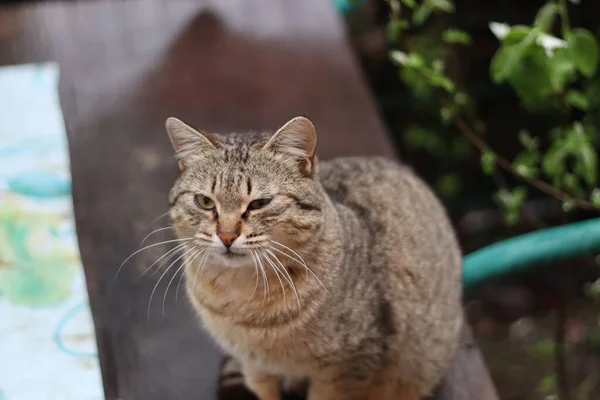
448;109;598;213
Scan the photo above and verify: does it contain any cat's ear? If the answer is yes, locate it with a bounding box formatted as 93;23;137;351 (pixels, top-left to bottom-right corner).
262;116;317;176
165;117;217;171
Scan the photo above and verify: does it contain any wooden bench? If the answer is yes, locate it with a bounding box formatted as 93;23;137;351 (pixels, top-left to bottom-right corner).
0;1;498;399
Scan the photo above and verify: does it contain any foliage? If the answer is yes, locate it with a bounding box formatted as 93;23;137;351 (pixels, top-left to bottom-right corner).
385;1;600;397
385;0;600;225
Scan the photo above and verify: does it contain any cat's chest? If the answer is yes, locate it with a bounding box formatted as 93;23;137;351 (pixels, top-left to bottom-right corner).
199;307;317;373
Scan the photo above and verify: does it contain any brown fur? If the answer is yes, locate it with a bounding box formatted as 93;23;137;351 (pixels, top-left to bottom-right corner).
165;116;462;400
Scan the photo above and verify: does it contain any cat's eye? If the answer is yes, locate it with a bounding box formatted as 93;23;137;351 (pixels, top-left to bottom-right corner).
194;194;216;210
247;198;272;211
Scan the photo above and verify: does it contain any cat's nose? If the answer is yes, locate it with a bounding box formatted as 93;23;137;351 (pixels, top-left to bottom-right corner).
217;232;239;249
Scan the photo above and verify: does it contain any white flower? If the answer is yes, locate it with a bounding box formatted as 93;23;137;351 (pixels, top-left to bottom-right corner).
390;50;407;65
536;33;568;57
489;22;510;40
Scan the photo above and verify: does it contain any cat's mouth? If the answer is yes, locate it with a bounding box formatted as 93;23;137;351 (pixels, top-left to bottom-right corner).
222;251;246;259
214;249;253;268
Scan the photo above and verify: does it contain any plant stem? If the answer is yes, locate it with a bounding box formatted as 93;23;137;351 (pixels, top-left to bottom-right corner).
559;0;571;37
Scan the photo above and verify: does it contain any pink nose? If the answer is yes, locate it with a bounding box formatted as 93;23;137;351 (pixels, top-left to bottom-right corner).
217;232;238;248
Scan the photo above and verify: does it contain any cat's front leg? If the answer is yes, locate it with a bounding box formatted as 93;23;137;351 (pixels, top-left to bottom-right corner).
241;363;281;400
308;373;420;400
307;378;369;400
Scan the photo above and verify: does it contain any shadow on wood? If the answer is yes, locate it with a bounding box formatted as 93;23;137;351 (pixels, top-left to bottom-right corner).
426;320;499;400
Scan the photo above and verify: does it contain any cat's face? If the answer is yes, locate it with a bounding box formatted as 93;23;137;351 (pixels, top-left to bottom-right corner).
167;117;324;268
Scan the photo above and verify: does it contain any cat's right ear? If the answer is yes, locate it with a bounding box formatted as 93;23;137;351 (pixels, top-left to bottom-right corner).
165;117;217;171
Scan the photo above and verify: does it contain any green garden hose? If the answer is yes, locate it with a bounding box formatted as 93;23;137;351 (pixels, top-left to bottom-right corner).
335;0;368;14
463;217;600;290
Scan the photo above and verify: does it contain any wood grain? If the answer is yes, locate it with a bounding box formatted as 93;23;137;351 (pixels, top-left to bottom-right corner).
0;1;497;399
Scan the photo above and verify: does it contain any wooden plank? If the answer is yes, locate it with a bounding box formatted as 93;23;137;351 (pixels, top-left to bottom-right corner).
427;322;500;400
0;1;498;399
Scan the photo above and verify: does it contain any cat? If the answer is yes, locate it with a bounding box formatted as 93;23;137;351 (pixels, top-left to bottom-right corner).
166;116;463;400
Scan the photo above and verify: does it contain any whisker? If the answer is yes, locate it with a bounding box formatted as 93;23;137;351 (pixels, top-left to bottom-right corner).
268;240;307;267
248;250;260;302
251;250;269;303
139;227;177;247
140;242;188;278
147;246;193;319
268;241;328;293
115;237;192;280
137;211;171;235
176;249;204;303
192;249;212;292
162;247;197;316
148;211;170;226
261;250;287;307
265;249;301;310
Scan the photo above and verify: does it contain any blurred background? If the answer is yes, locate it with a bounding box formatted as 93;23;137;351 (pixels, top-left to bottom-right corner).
1;0;600;399
346;1;600;399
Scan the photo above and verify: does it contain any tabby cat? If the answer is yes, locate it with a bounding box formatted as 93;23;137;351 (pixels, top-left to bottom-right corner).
166;116;462;400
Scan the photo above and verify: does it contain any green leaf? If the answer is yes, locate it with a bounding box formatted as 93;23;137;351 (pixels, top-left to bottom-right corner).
538;374;556;392
548;48;577;91
490;46;516;83
403;125;445;155
400;68;433;98
514;150;541;178
440;106;453;124
518;130;539;151
591;189;600;209
532;340;556;357
454;92;469;106
542;147;567;180
565;90;590;110
567;28;600;78
507;46;555;103
496;187;527;225
562;200;576;212
571;122;598;187
503;26;532;45
436;173;462;197
481;150;497;175
428;73;455;92
534;3;559;32
427;0;455;13
405;52;427;68
490;28;539;84
412;4;433;25
432;59;445;73
585;79;600;108
563;172;585;198
401;0;416;8
576;142;598;186
443;28;472;45
387;20;409;42
490;39;533;84
505;209;520;225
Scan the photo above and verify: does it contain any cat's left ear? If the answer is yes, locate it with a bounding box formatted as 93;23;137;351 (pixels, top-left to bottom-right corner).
262;116;317;176
166;117;217;171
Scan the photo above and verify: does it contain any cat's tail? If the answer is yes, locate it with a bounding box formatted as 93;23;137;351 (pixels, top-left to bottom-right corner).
218;357;254;399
